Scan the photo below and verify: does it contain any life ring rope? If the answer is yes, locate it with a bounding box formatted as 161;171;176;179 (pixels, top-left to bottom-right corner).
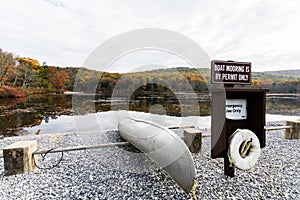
240;139;252;158
227;154;235;168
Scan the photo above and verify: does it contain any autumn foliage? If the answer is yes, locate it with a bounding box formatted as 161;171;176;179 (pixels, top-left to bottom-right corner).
0;48;74;95
0;86;26;98
1;48;300;98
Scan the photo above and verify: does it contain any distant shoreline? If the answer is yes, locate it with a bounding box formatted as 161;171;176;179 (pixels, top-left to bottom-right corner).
63;91;83;95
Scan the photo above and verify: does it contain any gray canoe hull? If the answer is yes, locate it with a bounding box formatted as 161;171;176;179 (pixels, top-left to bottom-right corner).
118;118;195;193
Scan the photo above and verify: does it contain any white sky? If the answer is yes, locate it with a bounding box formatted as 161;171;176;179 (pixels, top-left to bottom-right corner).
1;0;300;72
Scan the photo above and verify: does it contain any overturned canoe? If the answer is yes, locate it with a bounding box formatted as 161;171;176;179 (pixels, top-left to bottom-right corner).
118;118;195;193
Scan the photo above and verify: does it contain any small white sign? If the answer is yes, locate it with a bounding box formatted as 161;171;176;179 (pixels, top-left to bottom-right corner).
226;99;247;120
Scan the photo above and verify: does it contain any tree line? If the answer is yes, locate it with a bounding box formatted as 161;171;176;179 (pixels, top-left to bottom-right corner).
0;48;79;92
1;47;300;97
251;72;300;93
0;48;209;95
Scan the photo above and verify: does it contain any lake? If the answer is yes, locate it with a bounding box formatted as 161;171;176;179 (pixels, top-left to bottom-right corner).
0;93;299;137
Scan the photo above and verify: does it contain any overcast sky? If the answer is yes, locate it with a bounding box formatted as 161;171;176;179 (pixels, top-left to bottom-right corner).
1;0;300;72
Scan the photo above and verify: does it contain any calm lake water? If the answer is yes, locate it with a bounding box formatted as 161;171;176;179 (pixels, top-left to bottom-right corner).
0;93;300;137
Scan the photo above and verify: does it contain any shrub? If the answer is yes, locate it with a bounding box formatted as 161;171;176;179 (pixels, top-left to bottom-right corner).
0;86;26;98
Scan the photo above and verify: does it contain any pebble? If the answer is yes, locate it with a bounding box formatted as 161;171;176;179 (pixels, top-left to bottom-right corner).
0;122;299;199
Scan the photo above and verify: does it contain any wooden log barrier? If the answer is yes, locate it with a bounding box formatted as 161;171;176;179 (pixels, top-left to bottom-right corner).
285;119;300;139
3;141;37;176
183;128;202;153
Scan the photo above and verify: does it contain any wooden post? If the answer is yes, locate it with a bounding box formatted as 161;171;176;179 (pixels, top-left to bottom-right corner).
224;156;235;177
3;141;37;176
183;128;202;153
285;120;300;139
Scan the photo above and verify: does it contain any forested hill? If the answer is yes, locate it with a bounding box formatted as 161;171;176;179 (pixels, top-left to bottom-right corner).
252;70;300;93
262;70;300;76
1;47;300;97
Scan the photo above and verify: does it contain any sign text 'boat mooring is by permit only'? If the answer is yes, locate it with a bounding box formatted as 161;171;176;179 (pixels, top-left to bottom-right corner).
211;60;251;85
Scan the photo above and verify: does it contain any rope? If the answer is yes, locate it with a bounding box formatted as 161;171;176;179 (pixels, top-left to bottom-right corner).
240;138;252;158
239;139;249;157
190;180;198;200
227;153;235;168
33;148;64;170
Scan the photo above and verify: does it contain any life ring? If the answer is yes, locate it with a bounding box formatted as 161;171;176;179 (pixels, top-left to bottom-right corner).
228;129;261;170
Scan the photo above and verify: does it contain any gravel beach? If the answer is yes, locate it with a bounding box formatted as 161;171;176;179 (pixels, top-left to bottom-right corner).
0;120;299;199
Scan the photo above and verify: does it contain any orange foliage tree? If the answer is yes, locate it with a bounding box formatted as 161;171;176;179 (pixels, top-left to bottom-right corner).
17;57;41;88
45;66;70;91
0;48;16;86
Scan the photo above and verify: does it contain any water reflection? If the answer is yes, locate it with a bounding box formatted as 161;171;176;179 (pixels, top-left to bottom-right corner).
0;93;299;137
0;93;210;137
266;96;300;115
0;95;72;136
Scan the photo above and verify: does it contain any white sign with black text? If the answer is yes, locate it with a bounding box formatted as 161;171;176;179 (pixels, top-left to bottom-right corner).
226;99;247;120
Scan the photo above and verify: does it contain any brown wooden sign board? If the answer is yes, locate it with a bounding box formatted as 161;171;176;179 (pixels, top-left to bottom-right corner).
211;60;251;85
211;88;268;177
